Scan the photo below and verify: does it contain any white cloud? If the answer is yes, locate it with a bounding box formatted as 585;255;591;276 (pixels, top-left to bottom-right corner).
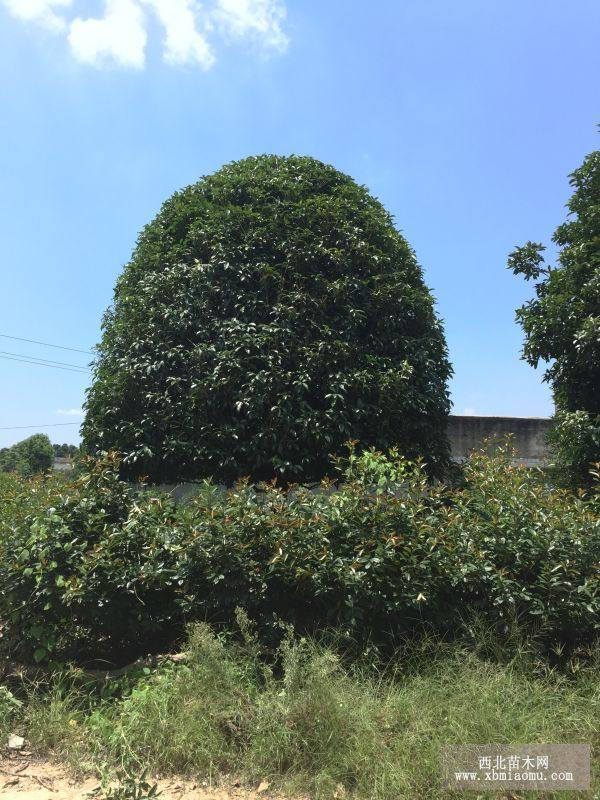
57;408;84;416
3;0;72;31
69;0;147;68
1;0;288;67
460;407;477;416
213;0;288;52
143;0;214;68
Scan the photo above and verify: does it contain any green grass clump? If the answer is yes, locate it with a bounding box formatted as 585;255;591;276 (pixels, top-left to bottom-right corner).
12;621;599;800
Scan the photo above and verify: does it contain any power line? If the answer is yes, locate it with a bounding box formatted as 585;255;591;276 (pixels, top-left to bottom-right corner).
0;422;81;431
0;353;89;373
0;354;90;374
0;350;90;372
0;333;94;356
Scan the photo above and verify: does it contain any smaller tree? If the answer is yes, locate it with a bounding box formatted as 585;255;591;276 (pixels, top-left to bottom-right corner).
0;447;18;473
0;434;55;477
508;145;600;487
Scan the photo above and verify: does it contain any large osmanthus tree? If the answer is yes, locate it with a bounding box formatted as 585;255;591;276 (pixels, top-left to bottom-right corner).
509;145;600;487
83;155;452;483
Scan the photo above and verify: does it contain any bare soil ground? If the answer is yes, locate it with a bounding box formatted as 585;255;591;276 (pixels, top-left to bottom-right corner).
0;755;285;800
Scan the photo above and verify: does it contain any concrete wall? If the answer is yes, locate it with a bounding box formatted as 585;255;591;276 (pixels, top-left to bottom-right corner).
447;415;553;466
53;457;75;472
149;416;554;499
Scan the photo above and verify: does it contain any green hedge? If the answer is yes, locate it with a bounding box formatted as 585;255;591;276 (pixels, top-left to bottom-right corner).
1;448;599;665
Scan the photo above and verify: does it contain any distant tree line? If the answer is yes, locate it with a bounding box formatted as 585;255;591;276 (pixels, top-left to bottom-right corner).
53;443;80;458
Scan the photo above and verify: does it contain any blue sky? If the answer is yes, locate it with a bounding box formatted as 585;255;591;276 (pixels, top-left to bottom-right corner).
0;0;598;449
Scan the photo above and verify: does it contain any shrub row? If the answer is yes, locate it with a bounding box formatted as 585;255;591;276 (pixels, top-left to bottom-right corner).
1;448;599;664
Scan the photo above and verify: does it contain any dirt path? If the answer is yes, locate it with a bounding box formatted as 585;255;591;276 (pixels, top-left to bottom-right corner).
0;757;282;800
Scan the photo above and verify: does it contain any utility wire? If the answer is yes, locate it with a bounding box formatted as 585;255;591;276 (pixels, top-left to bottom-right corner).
0;333;94;355
0;353;89;372
0;350;90;371
0;422;81;430
0;336;89;433
0;354;90;374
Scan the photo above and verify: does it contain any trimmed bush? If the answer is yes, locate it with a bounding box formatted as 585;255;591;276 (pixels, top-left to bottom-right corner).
1;448;599;665
83;155;451;483
0;457;180;663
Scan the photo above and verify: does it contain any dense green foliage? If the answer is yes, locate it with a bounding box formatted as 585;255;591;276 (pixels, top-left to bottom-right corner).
3;624;599;799
0;433;55;477
508;147;600;486
83;155;451;483
1;448;598;665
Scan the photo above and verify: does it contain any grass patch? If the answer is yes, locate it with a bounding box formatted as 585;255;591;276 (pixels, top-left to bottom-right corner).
5;621;599;800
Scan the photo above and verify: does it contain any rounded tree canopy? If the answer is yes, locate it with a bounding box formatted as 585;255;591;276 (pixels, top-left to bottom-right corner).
83;155;452;483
